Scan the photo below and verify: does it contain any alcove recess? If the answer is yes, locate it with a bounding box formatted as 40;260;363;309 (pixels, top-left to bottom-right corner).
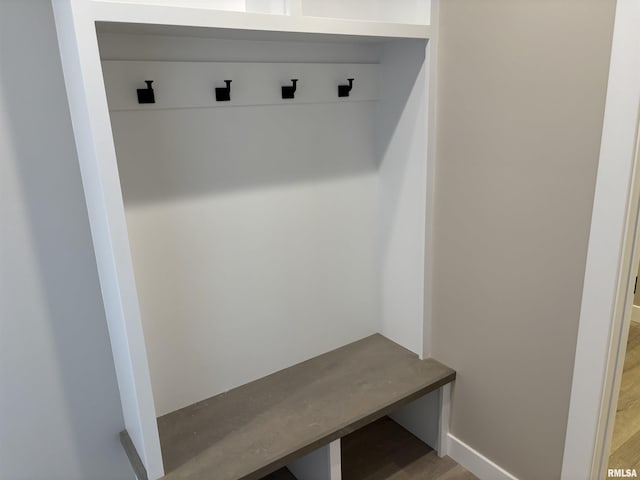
79;3;449;477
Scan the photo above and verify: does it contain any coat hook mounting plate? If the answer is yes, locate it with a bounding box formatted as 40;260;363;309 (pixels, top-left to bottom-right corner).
215;80;232;102
338;78;355;98
282;79;298;99
137;80;155;104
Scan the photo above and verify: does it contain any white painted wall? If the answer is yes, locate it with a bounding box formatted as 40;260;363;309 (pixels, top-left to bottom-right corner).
99;33;430;417
377;39;428;356
302;0;430;26
0;0;134;478
112;103;381;415
52;1;164;475
97;32;382;63
95;0;287;15
1;1;433;476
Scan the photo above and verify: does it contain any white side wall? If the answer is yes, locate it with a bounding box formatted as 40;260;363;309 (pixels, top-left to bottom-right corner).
111;103;381;415
301;0;430;26
100;33;430;416
100;35;387;415
377;39;428;356
0;1;134;478
95;0;287;15
52;2;164;476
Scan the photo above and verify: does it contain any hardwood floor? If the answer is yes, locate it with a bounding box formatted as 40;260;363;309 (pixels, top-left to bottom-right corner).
609;322;640;470
264;417;476;480
261;469;297;480
342;416;476;480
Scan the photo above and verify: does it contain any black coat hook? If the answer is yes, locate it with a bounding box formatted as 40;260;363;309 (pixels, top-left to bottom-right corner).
282;79;298;99
215;80;232;102
137;80;155;104
338;78;355;98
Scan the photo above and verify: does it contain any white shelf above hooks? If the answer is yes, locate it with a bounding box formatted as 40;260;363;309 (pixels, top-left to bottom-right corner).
90;0;433;39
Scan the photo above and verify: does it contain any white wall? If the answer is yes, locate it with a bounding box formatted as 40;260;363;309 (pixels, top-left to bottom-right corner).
100;33;429;416
301;0;430;26
377;39;428;356
112;103;381;415
101;35;388;415
97;32;381;63
0;1;133;478
95;0;287;15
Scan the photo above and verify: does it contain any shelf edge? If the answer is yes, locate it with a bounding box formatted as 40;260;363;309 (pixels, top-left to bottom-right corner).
90;1;433;39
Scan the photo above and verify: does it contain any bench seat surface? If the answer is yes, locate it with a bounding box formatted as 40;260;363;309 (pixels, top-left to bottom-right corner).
158;333;456;480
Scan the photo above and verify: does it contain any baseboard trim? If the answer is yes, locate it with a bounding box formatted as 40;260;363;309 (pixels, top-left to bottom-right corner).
632;305;640;324
446;434;519;480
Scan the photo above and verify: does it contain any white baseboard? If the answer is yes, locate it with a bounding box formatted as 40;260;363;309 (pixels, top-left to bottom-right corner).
632;305;640;324
446;434;519;480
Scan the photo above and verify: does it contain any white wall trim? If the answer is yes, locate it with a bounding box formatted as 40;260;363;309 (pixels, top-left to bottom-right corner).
422;0;438;360
632;305;640;324
446;434;519;480
51;0;164;477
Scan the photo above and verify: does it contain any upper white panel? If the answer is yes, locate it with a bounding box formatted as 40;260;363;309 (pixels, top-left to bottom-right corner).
94;0;288;14
90;0;432;39
302;0;430;26
101;61;379;111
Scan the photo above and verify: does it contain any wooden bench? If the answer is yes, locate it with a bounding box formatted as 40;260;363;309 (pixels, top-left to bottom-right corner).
122;334;455;480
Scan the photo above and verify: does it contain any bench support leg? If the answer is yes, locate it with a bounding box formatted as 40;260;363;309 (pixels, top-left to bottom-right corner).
389;389;444;454
437;383;451;457
288;439;341;480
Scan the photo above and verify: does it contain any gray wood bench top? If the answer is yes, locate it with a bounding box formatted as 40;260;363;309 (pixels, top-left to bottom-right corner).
121;334;456;480
143;334;454;480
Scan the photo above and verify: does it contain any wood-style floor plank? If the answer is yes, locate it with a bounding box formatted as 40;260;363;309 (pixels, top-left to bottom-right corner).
266;417;476;480
341;416;477;480
158;334;455;480
609;322;640;470
260;468;297;480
